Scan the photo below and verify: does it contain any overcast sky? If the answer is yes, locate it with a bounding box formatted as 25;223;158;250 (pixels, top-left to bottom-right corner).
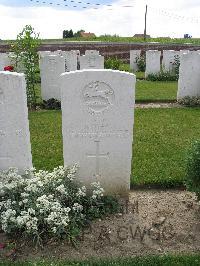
0;0;199;40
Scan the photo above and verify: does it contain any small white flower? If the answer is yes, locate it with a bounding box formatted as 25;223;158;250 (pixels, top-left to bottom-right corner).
73;203;83;212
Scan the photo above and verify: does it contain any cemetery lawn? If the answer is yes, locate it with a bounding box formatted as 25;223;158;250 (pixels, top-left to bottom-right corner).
35;80;177;104
1;254;200;265
29;108;200;187
136;80;177;102
136;71;145;80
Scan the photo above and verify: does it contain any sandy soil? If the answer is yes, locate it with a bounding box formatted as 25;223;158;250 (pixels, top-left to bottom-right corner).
1;190;200;261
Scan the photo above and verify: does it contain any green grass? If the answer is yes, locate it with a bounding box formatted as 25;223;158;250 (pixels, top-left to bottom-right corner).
1;254;200;265
3;36;200;45
136;71;145;80
29;110;63;170
35;80;178;104
36;36;200;45
136;80;178;102
132;108;200;186
29;108;200;187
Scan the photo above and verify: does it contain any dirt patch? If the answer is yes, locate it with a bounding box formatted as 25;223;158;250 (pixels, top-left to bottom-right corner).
1;190;200;261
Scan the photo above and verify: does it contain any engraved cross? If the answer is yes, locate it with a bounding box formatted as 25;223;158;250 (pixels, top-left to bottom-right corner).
86;140;109;178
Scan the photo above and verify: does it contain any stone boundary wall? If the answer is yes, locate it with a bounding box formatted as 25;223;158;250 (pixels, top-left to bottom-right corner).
1;42;200;62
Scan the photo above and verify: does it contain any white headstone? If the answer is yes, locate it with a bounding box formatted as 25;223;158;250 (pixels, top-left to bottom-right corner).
0;53;11;71
85;50;100;56
162;50;180;72
72;50;81;70
145;50;161;78
62;51;77;72
40;55;65;101
80;55;104;70
0;72;32;173
61;69;136;196
38;51;51;59
130;50;141;72
180;50;189;55
71;50;80;56
54;50;62;56
177;52;200;99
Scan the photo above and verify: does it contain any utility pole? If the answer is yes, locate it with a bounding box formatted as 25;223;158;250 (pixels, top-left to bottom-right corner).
144;4;148;41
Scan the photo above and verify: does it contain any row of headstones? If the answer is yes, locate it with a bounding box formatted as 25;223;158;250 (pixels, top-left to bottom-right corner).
39;49;104;71
40;50;104;101
130;49;200;99
0;50;104;72
0;69;135;196
1;49;199;101
130;49;182;75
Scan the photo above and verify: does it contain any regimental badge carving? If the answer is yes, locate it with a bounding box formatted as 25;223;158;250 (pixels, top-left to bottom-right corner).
82;81;115;113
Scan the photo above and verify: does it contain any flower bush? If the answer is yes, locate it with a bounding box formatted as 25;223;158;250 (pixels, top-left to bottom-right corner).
0;165;119;245
11;25;41;109
42;98;61;110
146;70;178;81
104;57;122;70
135;54;146;72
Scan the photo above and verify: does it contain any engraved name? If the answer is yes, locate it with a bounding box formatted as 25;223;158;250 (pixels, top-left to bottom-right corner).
66;130;130;138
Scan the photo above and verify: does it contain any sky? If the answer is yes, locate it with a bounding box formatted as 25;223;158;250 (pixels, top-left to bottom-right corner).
0;0;200;40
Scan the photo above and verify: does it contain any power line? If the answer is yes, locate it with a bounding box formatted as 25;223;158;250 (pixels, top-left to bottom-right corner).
29;0;135;10
150;6;199;24
27;0;200;24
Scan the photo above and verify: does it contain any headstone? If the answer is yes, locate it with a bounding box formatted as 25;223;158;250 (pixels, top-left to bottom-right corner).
180;50;189;55
38;51;51;59
54;50;62;56
130;50;141;72
162;50;180;72
85;50;100;56
40;55;65;100
145;50;161;78
80;55;104;70
61;69;136;196
0;71;32;173
177;51;200;99
71;50;80;56
0;53;10;71
72;50;81;70
62;51;78;71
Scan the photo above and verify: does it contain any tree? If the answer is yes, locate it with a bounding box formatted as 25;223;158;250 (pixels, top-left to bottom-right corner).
63;30;68;38
11;25;41;109
63;29;74;38
74;29;85;37
68;29;74;38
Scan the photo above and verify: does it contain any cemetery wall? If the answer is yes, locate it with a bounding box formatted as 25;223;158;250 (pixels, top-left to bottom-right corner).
1;42;200;62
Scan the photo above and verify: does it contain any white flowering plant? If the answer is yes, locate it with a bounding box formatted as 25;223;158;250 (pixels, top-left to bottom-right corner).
0;165;119;245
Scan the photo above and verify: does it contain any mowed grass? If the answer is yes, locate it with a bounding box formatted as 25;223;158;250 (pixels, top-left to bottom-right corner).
35;80;178;104
29;108;200;187
132;108;200;186
29;110;63;170
3;36;200;44
1;254;200;266
136;80;178;102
